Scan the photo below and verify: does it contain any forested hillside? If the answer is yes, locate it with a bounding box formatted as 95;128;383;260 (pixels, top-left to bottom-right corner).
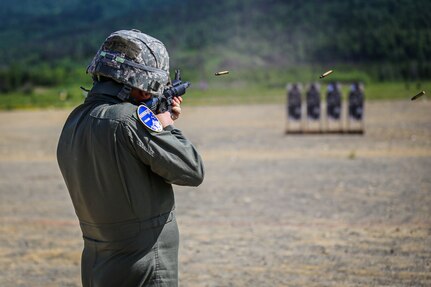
0;0;430;92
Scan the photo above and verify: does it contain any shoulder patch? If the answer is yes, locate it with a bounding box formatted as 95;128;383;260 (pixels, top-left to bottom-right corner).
137;105;163;132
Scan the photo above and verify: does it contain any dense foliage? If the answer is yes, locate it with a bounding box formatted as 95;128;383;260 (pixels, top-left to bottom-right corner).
0;0;430;92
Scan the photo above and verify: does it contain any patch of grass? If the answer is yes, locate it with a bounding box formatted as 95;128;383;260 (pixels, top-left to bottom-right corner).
348;150;356;160
0;80;429;110
363;81;429;100
186;81;431;106
0;85;87;110
185;84;285;106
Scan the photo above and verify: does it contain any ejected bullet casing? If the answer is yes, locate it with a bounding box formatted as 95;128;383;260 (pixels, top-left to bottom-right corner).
319;70;333;79
411;90;425;101
215;71;229;76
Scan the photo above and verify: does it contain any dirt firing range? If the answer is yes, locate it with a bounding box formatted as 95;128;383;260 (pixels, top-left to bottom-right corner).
0;100;430;286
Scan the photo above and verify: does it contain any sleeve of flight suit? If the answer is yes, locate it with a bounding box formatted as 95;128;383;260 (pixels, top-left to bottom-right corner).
119;117;204;187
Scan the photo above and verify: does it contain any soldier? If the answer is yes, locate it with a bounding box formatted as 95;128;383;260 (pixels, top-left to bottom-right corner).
57;29;204;287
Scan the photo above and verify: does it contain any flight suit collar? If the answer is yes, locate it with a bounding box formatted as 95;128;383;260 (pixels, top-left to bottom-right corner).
85;80;126;105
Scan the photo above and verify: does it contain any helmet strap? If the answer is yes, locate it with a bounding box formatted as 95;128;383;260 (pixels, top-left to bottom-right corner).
117;84;132;102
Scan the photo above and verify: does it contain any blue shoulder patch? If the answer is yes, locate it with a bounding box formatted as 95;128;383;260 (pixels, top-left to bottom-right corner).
137;105;163;133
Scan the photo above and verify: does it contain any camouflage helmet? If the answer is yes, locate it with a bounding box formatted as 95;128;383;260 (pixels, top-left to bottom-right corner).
87;29;170;96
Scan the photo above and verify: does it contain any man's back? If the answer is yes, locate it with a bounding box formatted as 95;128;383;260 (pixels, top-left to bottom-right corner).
57;29;204;287
58;92;204;231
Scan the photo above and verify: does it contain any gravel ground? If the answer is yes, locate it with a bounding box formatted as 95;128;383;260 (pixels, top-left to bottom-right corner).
0;100;430;286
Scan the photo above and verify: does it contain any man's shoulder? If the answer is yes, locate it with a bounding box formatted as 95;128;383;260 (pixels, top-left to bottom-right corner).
90;101;139;125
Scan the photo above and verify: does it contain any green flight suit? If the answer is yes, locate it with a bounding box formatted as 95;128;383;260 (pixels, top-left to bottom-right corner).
57;80;204;287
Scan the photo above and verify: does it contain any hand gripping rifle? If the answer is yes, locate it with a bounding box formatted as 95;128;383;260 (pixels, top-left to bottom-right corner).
144;69;191;114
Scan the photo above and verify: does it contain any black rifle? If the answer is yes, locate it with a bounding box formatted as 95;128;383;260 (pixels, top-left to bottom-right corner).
144;69;191;114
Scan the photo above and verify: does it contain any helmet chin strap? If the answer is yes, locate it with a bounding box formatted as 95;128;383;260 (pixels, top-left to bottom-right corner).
117;84;146;106
117;84;132;102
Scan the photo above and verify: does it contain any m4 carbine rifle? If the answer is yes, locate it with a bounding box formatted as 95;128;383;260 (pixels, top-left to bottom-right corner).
144;69;190;114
